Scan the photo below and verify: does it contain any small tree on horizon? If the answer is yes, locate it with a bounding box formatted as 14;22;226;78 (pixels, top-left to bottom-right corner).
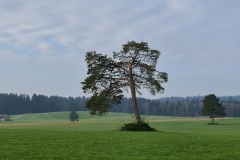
69;110;79;122
81;41;168;124
202;94;226;124
67;97;79;122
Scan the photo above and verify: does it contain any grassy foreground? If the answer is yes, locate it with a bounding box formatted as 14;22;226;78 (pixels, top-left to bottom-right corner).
0;112;240;160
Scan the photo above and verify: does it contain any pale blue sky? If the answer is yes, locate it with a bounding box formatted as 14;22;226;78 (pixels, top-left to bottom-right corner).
0;0;239;98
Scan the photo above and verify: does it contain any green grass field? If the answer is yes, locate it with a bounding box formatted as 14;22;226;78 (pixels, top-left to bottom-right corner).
0;112;240;159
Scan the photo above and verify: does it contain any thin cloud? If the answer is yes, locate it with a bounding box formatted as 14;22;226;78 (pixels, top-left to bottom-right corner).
0;0;239;97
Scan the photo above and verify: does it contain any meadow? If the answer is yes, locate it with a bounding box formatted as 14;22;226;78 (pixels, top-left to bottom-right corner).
0;112;240;160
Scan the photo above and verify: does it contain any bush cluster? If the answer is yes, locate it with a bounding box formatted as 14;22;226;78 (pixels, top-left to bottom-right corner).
120;122;157;131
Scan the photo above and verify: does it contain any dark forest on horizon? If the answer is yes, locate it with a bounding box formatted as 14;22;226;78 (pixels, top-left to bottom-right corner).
0;93;240;117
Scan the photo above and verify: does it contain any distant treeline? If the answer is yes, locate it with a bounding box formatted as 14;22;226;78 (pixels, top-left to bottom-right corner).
0;93;87;115
0;93;240;117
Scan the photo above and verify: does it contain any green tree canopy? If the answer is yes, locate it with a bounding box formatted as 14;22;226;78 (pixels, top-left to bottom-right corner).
69;110;79;122
202;94;226;124
67;97;79;122
81;41;168;123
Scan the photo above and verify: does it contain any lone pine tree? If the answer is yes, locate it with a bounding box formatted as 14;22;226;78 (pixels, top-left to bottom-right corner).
81;41;168;124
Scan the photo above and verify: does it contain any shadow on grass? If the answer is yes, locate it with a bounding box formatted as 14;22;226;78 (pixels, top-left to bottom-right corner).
207;123;219;125
214;123;240;126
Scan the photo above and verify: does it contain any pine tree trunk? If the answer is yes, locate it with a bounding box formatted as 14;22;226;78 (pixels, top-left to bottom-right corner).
130;85;142;124
129;73;142;124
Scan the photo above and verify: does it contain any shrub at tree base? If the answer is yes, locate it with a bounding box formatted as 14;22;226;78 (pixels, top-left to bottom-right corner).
120;122;157;131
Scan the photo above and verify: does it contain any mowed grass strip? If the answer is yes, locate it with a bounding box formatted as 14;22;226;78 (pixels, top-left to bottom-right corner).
0;129;240;160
